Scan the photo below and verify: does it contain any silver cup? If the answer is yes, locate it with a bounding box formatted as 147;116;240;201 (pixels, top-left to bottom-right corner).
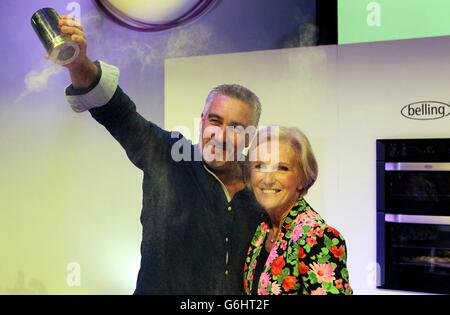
31;8;80;66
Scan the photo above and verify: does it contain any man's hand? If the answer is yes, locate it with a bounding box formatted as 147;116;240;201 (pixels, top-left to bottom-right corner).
46;15;98;89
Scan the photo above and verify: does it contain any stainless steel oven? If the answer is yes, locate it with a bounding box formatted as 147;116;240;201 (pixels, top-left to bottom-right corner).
377;138;450;294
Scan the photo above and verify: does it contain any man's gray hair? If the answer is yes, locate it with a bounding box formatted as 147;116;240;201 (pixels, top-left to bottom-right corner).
204;84;262;126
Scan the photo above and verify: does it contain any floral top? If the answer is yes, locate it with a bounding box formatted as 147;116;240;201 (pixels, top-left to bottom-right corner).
243;197;353;295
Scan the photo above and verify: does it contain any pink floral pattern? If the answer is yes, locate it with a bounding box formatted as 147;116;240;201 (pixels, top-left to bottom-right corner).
243;197;353;295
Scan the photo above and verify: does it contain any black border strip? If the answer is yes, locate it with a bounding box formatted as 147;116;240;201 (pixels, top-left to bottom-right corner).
316;0;338;45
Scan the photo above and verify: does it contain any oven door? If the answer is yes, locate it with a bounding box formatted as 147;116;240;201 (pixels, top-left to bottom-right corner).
380;214;450;294
378;162;450;215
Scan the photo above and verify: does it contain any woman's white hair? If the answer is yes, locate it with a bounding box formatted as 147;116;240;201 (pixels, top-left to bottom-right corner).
250;126;318;196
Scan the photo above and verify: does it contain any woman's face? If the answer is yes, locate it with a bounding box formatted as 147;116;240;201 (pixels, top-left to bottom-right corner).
250;139;303;217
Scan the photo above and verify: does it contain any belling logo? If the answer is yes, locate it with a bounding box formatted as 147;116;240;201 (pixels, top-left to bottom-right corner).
401;101;450;120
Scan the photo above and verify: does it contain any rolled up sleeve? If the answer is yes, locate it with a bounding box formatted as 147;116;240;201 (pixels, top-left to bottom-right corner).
65;60;120;113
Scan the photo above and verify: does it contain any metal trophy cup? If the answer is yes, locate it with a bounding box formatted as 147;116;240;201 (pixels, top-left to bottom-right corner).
31;8;80;66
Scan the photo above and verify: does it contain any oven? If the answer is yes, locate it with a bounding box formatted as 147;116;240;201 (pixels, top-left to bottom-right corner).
377;138;450;294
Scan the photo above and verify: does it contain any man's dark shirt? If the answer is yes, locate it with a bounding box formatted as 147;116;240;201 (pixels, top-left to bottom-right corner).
69;73;266;294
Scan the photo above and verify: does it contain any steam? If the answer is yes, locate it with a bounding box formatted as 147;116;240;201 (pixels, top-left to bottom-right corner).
282;16;318;48
280;13;326;84
16;7;226;103
295;23;319;47
15;65;63;103
165;24;215;58
15;10;105;104
118;41;158;71
115;23;223;71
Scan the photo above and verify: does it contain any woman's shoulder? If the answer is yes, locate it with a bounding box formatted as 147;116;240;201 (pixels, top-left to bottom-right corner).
293;199;326;228
291;200;347;242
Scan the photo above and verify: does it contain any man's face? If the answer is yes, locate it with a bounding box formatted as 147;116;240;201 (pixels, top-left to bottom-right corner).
200;94;255;170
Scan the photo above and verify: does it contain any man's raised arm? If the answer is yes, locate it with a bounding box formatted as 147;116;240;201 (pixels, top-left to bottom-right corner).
58;16;177;171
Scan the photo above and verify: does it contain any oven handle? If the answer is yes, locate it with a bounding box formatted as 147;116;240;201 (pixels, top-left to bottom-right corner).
385;162;450;171
385;214;450;225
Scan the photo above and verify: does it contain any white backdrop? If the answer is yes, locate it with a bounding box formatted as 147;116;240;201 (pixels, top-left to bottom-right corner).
165;36;450;294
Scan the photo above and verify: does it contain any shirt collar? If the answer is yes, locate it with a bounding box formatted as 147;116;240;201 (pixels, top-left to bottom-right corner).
202;163;232;202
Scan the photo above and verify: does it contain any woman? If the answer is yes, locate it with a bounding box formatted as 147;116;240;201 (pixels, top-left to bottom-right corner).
243;126;352;295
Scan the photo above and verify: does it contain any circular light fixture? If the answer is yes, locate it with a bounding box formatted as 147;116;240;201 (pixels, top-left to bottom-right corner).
95;0;217;31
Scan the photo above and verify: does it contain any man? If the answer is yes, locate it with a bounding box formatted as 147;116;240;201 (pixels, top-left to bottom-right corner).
59;16;266;294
